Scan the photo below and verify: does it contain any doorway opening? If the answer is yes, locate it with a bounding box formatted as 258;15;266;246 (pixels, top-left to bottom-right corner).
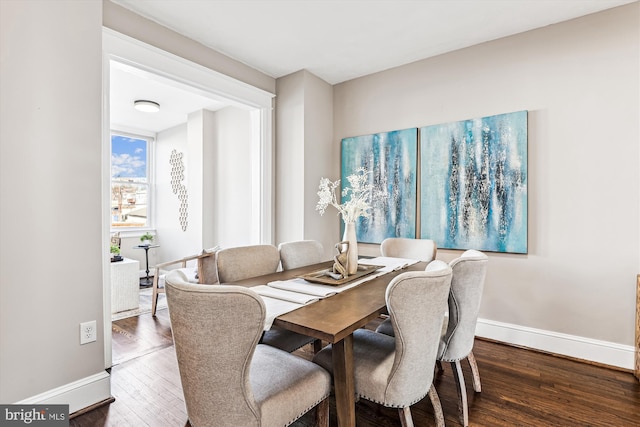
103;28;274;368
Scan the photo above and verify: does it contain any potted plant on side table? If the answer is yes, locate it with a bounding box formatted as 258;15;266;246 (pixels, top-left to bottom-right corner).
140;232;154;246
110;244;123;262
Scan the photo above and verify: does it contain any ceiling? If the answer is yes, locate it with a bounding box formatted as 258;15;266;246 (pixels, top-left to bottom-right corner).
109;0;636;133
110;61;229;134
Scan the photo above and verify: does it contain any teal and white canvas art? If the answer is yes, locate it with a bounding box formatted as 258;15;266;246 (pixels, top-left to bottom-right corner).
420;111;528;253
341;128;418;243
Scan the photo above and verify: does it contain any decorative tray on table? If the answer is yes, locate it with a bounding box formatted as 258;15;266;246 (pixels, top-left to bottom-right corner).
298;264;380;286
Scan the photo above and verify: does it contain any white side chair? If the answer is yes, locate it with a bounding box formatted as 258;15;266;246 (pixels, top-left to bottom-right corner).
313;261;453;427
278;240;324;270
165;272;331;427
380;237;437;262
151;246;219;316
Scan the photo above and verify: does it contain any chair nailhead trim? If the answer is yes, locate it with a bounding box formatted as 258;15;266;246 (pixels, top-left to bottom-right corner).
283;394;330;426
356;391;427;408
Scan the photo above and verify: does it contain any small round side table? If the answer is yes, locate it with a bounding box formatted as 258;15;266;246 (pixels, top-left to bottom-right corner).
133;244;159;286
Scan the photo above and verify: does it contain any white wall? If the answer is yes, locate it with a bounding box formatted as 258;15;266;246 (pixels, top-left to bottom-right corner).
155;123;197;262
303;72;336;257
201;110;217;250
212;106;255;248
276;70;335;258
186;111;206;250
148;105;259;263
0;0;109;407
152;107;256;265
276;72;306;242
332;4;639;366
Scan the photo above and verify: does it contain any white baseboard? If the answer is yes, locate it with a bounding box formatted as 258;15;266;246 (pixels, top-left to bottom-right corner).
10;322;633;415
15;371;111;414
476;318;635;370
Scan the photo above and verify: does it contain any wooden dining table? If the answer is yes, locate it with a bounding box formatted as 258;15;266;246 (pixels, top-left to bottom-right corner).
230;260;428;427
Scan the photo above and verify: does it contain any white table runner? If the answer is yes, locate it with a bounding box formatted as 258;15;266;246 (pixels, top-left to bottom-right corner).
358;256;419;272
253;256;420;330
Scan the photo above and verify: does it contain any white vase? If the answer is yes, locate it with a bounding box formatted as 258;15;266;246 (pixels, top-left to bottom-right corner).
342;221;358;275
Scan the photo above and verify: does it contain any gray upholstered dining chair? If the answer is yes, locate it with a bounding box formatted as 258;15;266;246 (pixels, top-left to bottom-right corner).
380;237;437;262
216;244;282;283
375;250;489;426
312;261;453;427
216;244;317;353
278;240;324;352
437;249;488;427
165;272;331;427
278;240;324;270
376;237;438;336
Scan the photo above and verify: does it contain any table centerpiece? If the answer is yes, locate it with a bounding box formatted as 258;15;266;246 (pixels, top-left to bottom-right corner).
316;167;375;276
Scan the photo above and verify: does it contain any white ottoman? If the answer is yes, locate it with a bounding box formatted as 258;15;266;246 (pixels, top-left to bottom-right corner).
111;258;140;313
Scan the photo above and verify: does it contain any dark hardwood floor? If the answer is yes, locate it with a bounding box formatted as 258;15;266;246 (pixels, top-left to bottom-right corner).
71;307;640;426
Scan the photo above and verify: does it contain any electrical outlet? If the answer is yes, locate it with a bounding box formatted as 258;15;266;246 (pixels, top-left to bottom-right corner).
80;320;97;345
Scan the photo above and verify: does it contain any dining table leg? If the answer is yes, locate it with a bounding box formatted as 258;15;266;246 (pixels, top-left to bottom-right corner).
332;334;356;427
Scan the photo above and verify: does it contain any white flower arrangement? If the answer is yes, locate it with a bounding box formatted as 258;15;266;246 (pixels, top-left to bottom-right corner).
316;167;375;224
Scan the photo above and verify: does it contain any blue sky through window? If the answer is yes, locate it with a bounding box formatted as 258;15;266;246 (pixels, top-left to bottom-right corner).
111;135;147;179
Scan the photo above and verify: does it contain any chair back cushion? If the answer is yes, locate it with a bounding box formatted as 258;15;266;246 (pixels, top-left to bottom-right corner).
438;249;488;361
380;237;437;262
383;263;452;404
278;240;324;270
197;247;219;284
165;272;264;426
216;245;280;283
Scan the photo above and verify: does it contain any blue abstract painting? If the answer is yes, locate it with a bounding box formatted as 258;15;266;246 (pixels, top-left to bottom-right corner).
341;129;418;243
420;111;528;253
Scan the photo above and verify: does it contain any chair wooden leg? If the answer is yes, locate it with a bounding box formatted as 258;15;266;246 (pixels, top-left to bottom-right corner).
398;406;414;427
151;287;159;316
436;360;444;372
315;397;329;427
467;351;482;392
451;360;469;427
428;384;445;427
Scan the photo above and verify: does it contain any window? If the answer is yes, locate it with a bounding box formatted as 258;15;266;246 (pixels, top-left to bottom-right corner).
110;133;153;229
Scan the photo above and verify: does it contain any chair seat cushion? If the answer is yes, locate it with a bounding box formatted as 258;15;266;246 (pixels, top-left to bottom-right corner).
375;317;394;336
158;268;198;289
313;328;398;405
251;344;331;427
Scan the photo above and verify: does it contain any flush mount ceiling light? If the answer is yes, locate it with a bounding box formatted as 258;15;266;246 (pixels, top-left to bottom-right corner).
134;100;160;113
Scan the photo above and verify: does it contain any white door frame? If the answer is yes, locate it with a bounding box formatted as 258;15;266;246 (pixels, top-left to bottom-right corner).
102;28;275;368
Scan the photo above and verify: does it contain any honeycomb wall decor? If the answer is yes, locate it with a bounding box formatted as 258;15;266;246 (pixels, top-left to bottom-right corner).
169;149;188;231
